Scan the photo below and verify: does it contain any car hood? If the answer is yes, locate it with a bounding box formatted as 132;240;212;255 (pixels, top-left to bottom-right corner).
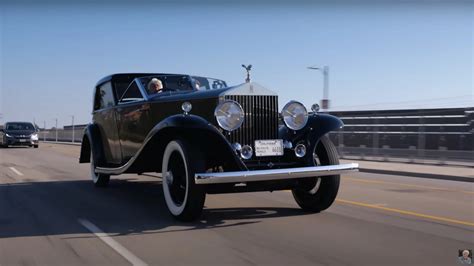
4;130;36;136
219;82;277;96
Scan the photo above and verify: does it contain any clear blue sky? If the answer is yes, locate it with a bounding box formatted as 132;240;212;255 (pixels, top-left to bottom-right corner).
1;1;472;127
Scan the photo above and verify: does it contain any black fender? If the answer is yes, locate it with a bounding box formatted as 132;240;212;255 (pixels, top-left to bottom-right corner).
79;123;107;166
279;113;343;160
128;114;247;174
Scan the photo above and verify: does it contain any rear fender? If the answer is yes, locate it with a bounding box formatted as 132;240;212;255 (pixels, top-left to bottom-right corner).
79;124;106;165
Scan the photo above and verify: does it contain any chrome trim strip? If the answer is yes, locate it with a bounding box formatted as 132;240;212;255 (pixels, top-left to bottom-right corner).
194;163;359;184
96;162;135;175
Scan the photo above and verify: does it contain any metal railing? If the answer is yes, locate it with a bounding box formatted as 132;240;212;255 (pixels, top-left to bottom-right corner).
39;129;83;143
38;128;473;167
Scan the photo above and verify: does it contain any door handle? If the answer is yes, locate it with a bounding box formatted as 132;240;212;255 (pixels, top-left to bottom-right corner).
138;104;150;112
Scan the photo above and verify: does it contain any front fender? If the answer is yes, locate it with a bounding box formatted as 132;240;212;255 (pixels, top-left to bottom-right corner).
128;114;247;173
279;113;343;150
152;114;218;132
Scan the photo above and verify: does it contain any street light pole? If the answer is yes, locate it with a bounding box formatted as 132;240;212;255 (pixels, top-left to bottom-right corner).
55;118;58;142
71;115;75;143
43;121;46;141
307;65;330;110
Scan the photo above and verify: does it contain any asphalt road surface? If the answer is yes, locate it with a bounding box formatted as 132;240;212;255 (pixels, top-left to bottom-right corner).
1;143;473;266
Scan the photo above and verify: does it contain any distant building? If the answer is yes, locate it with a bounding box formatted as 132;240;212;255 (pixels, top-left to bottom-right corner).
63;124;88;130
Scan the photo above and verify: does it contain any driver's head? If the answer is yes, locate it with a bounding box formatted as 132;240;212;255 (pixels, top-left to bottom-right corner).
194;79;201;90
463;250;470;258
148;78;163;93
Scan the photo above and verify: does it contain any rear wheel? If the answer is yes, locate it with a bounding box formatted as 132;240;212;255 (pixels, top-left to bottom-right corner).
90;150;110;187
292;136;340;212
162;140;206;221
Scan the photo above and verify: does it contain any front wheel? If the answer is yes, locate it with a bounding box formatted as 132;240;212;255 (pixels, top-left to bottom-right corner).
90;150;110;187
292;136;340;213
162;140;206;221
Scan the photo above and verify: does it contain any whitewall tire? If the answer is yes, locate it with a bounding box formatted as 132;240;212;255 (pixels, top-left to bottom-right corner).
162;140;206;221
90;150;110;187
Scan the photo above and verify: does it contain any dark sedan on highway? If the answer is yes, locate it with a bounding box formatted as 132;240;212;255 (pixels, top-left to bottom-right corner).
79;71;359;221
0;122;39;148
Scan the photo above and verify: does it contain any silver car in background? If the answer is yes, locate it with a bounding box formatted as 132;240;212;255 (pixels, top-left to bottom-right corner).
0;122;39;148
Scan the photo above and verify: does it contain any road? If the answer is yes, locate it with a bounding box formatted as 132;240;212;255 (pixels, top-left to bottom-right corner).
0;143;473;266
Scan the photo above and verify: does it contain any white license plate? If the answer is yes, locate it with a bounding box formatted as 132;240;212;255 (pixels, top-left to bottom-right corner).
19;139;28;142
255;139;284;157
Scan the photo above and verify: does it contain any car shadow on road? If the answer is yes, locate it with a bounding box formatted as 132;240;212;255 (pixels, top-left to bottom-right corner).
0;178;311;239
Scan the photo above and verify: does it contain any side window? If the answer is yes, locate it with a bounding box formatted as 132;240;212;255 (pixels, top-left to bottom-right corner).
119;81;144;103
113;81;129;102
94;82;115;111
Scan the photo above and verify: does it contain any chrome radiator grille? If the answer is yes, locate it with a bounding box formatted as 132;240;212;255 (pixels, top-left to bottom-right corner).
225;95;279;145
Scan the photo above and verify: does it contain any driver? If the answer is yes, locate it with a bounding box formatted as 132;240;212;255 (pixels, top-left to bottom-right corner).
147;78;163;94
194;79;201;90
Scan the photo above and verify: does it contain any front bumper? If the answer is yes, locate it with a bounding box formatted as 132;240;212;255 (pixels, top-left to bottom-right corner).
195;163;359;184
6;138;38;146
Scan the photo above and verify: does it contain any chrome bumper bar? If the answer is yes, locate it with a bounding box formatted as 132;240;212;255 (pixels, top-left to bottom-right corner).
194;163;359;185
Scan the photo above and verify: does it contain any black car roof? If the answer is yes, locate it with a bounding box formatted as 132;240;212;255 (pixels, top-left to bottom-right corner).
5;121;34;124
96;73;183;87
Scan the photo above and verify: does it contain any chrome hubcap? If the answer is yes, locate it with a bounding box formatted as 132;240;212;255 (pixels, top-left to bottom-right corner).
165;171;174;185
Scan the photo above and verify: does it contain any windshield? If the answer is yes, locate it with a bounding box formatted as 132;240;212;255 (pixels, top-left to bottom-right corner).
6;123;35;131
139;75;194;96
190;76;227;91
138;75;228;96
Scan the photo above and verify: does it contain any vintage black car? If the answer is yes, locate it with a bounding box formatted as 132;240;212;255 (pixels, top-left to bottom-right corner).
79;72;358;221
0;122;39;148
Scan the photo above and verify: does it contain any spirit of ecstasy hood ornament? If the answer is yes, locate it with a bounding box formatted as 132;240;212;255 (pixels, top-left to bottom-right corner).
241;64;252;83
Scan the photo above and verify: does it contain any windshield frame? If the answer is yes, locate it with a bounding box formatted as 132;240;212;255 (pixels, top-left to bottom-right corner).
190;76;228;91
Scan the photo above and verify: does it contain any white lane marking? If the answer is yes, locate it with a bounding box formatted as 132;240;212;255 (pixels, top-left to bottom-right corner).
9;167;23;176
78;219;148;266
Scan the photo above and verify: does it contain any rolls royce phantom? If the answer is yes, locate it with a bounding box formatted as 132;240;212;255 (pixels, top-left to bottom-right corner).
79;72;358;221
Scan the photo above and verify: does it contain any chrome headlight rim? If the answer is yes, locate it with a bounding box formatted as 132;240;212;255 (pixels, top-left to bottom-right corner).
214;100;245;132
282;100;308;131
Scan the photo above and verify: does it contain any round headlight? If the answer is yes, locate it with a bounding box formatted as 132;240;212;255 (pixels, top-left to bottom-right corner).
214;100;245;131
181;101;192;113
31;134;39;141
282;101;308;130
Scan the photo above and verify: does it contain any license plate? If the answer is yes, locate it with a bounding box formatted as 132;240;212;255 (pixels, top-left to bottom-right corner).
19;139;27;142
255;139;284;157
